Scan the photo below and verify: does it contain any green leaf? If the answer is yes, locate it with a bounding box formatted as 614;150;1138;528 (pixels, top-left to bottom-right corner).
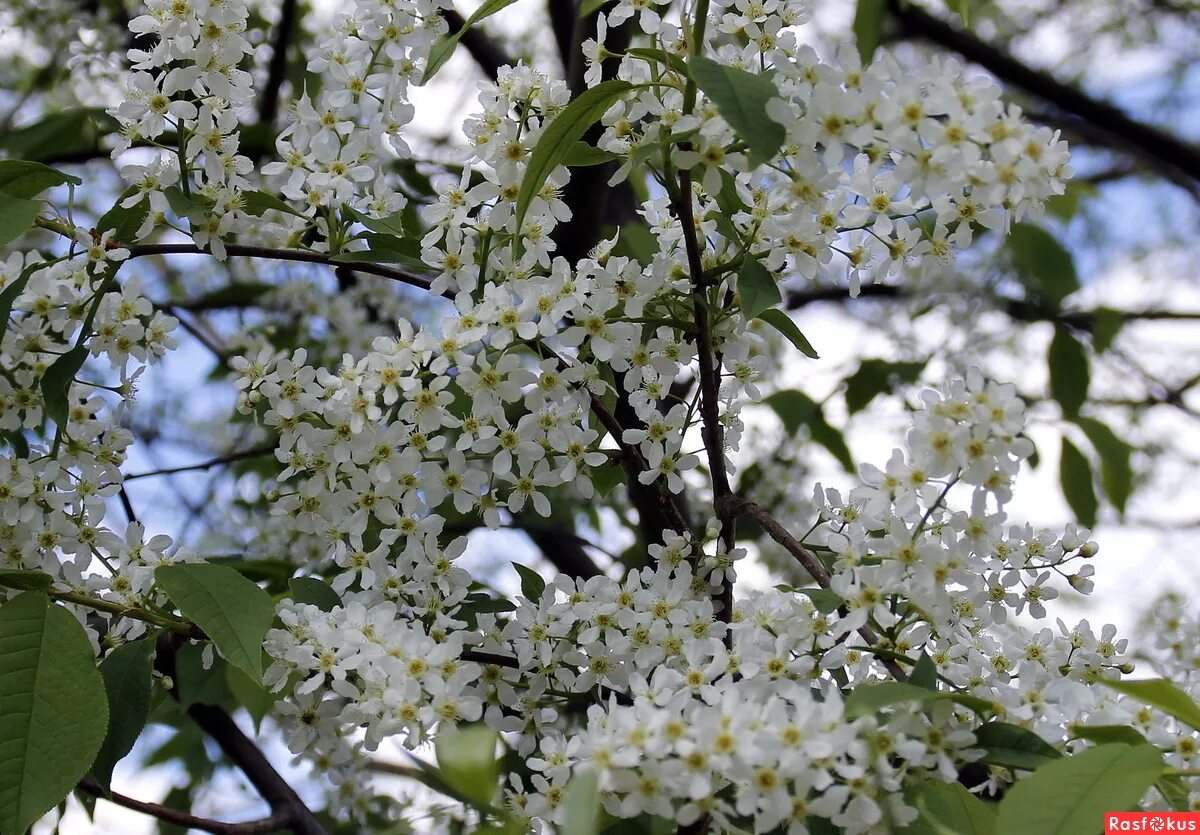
1073;417;1134;515
422;0;521;83
183;282;276;309
780;586;843;614
950;0;971;26
737;258;781;319
0;160;80;198
91;639;155;789
563;770;601;835
155;562;275;683
0;593;109;835
973;722;1062;771
844;682;992;719
289;576;341;611
0;263;40;346
853;0;888;64
1157;774;1191;812
0;193;40;247
762;389;854;472
1100;678;1200;733
332;233;428;272
1059;437;1098;528
242;189;305;218
1047;326;1089;418
898;782;995;835
344;205;415;238
96;190;149;243
0;569;54;591
625;47;691;79
41;344;89;429
756;308;819;359
172;642;233;707
995;744;1163;834
434;723;500;809
226;665;276;732
562;141;621;168
910;653;938;691
1008;224;1079;309
688;57;785;168
514;80;632;235
577;0;608;17
0;109;118;163
844;358;926;414
1071;725;1148;746
512;562;546;602
1090;308;1125;352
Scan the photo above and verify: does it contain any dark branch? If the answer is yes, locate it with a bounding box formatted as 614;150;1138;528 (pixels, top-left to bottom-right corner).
126;243;433;291
440;8;513;81
257;0;299;130
77;779;290;835
123;442;277;481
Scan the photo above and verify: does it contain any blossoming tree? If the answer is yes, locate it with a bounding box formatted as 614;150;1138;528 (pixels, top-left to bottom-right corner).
1;0;1198;832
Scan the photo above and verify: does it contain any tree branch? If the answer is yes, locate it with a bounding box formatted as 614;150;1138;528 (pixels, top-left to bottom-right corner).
126;243;433;291
716;494;907;680
123;442;277;481
440;8;513;81
257;0;299;130
77;779;291;835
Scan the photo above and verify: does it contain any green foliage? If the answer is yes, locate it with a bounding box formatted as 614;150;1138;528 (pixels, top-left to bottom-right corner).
898;782;995;835
434;723;501;809
687;57;786;167
0;593;109;835
91;638;156;789
155;562;275;682
1048;326;1089;418
289;576;342;611
0;109;118;162
1073;416;1134;515
763;389;854;472
844;358;926;414
563;770;602;835
0;194;40;248
40;344;89;429
737;257;781;319
1100;678;1200;732
756;308;819;359
96;189;150;243
1008;223;1079;309
0;160;81;199
514;81;632;235
242;189;305;218
843;681;992;719
1059;437;1098;528
995;743;1163;833
563;141;621;168
422;0;521;83
972;722;1062;771
853;0;888;64
1090;308;1125;352
512;562;547;601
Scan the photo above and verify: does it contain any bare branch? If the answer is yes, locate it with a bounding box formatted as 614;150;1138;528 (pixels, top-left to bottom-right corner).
77;779;291;835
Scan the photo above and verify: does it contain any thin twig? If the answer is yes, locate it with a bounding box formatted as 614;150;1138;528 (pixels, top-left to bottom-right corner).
123;442;277;481
77;779;291;835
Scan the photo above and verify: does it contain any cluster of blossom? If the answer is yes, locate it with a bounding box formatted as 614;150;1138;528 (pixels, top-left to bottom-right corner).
0;243;186;644
256;0;449;228
108;0;256;253
586;38;1070;297
250;366;1138;831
